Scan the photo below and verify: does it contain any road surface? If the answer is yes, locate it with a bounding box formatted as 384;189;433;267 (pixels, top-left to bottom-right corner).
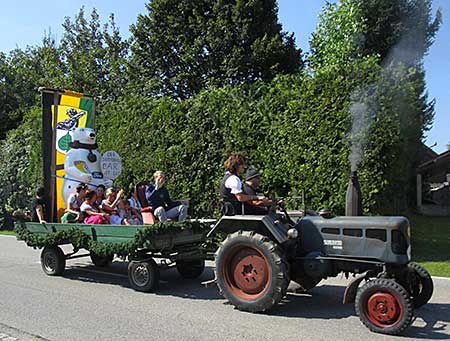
0;235;449;340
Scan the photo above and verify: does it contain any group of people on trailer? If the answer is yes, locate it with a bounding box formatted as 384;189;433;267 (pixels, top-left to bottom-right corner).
31;152;272;225
31;171;189;225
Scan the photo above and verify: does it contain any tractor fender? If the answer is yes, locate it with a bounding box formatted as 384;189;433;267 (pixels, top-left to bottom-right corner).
343;272;368;304
207;214;289;244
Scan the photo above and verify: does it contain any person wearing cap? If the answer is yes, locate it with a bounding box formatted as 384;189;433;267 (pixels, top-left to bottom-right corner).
145;171;188;222
242;168;270;215
61;183;88;223
219;153;270;215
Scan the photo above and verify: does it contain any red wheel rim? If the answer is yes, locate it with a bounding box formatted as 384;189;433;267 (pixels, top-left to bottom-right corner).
365;292;403;328
222;246;271;300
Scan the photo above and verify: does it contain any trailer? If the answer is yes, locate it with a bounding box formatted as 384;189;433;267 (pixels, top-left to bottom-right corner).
15;220;211;292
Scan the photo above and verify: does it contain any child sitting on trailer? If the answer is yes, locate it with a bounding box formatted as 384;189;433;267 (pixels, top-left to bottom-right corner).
117;199;142;225
80;190;110;224
101;187;124;225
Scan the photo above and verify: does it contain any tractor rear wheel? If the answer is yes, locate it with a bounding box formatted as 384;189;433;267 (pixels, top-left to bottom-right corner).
215;230;289;312
407;262;434;308
355;278;413;335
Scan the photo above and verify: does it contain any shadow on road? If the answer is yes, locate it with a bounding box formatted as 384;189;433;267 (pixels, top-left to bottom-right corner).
63;261;222;300
62;262;450;339
403;303;450;340
267;284;353;320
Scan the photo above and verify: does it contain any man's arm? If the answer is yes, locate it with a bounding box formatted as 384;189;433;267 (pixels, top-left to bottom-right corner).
235;192;270;204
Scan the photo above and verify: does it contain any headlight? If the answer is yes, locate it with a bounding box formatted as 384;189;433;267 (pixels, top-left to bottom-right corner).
287;228;299;239
407;226;411;238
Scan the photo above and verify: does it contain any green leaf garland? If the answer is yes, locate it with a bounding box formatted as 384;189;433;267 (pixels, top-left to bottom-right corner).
15;221;210;258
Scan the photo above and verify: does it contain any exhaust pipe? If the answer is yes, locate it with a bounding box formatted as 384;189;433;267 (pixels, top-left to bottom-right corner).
345;171;362;216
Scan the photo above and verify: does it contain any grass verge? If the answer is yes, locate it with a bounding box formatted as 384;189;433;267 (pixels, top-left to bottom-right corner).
0;230;15;236
410;215;450;278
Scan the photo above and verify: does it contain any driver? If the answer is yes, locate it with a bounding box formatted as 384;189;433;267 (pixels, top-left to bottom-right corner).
219;153;270;215
242;168;270;215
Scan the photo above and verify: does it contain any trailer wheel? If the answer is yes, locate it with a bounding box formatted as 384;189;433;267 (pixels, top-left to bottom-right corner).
90;253;114;267
176;259;205;279
215;230;289;312
128;259;159;292
408;262;434;308
41;245;66;276
355;278;413;335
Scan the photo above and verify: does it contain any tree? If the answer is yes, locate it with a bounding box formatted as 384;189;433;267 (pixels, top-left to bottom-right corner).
0;48;43;139
61;7;129;99
308;0;441;212
351;0;442;66
130;0;303;99
309;0;369;69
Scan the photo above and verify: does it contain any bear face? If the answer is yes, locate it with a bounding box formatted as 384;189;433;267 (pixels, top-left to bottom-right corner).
72;127;96;145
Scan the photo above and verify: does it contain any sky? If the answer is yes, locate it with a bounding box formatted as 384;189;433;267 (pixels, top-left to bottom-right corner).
0;0;448;154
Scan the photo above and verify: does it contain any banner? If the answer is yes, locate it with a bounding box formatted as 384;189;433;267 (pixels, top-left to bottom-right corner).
40;88;96;222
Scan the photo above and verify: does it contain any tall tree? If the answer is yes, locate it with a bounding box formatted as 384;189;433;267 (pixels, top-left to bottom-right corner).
308;0;441;212
130;0;303;99
352;0;442;65
0;48;43;139
61;7;129;99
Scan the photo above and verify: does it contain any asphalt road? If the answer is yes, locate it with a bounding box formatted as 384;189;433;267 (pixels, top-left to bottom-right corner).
0;235;449;341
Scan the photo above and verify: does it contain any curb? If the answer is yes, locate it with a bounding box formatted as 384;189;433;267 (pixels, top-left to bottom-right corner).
432;276;450;281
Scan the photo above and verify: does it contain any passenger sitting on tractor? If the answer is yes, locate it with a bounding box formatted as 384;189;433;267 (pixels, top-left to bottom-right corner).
242;168;270;215
145;171;187;222
219;153;270;216
61;183;88;223
80;190;109;224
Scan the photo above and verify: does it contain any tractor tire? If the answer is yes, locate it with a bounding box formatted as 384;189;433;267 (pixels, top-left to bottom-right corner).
41;245;66;276
355;278;413;335
215;230;289;313
128;259;159;292
176;259;205;279
408;262;434;308
90;253;114;267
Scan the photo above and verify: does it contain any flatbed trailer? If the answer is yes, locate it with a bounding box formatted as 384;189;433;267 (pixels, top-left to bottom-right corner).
15;220;212;292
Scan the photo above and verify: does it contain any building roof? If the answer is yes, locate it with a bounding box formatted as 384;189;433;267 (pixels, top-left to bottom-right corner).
417;149;450;173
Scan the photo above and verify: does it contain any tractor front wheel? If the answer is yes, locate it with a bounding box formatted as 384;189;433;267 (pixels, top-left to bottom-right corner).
215;230;289;312
355;278;413;335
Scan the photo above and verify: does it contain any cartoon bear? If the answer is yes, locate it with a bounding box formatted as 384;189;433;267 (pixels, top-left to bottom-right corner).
62;127;113;204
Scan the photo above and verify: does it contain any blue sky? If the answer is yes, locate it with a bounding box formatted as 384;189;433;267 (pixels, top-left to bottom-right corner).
1;0;448;153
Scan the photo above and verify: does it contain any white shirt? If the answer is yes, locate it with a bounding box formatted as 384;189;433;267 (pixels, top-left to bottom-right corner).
67;193;80;209
224;173;243;195
80;202;97;213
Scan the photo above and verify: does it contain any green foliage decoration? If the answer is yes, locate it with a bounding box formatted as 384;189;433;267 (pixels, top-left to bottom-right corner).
15;221;209;258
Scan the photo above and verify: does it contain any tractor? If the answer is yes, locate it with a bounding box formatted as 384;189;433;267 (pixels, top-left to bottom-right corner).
208;208;433;335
